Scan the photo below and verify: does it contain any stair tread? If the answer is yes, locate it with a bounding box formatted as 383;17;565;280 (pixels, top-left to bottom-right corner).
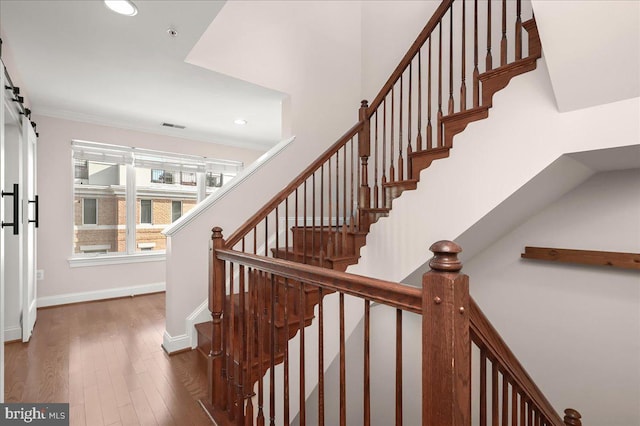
360;207;390;213
382;179;418;188
195;321;212;335
441;106;490;122
478;55;539;80
409;146;450;157
290;226;366;236
273;247;360;262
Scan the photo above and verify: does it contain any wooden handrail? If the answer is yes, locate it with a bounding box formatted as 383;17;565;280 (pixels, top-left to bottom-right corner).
469;299;565;426
522;246;640;270
216;247;422;313
225;120;364;248
366;0;454;116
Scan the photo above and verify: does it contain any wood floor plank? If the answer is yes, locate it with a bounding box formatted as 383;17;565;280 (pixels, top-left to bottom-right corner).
96;368;121;426
129;388;158;426
70;403;87;426
84;385;106;426
4;293;212;426
118;404;141;426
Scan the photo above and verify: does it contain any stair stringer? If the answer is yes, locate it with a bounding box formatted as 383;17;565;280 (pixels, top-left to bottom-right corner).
347;56;640;284
286;57;640;419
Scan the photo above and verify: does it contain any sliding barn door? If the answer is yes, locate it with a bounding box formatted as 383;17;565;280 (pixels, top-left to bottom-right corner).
21;116;37;342
0;61;7;402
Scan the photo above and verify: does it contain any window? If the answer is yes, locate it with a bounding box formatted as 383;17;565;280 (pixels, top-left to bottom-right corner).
75;160;88;181
180;171;196;186
151;169;174;184
83;198;97;225
71;140;243;260
206;172;223;188
140;200;152;224
172;201;182;222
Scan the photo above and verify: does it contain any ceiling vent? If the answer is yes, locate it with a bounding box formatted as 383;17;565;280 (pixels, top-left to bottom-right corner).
162;122;186;129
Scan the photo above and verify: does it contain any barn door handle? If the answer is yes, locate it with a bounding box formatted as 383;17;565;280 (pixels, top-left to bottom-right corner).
1;183;20;235
28;195;39;228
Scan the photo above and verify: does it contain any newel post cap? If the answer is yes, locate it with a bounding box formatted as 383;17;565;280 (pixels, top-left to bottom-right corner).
429;240;462;272
360;99;369;108
563;408;582;426
211;227;223;239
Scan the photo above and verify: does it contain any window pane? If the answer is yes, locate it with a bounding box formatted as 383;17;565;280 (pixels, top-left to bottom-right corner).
206;172;236;196
73;160;127;255
75;160;88;181
135;166;197;251
83;198;97;224
206;172;223;188
140;200;152;224
172;201;182;222
180;172;196;186
72;141;243;257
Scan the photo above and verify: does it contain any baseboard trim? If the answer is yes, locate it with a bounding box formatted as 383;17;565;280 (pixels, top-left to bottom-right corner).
37;282;166;308
162;330;191;355
3;326;22;343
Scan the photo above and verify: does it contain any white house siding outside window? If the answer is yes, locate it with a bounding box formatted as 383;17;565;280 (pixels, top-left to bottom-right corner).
71;140;243;258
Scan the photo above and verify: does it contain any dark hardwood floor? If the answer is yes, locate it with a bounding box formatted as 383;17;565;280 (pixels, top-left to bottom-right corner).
4;292;213;426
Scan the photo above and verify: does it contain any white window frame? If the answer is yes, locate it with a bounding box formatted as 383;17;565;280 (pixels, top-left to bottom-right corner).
69;140;243;267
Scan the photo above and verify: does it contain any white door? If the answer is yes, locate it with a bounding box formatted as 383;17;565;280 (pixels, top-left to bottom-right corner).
21;116;37;342
0;60;6;403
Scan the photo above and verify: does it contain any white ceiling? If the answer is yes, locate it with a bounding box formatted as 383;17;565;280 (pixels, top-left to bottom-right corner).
0;0;285;150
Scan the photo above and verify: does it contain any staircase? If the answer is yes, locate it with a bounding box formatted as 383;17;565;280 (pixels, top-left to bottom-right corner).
192;1;573;424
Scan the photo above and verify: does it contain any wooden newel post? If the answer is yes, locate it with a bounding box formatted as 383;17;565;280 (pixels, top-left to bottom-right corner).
209;227;226;409
358;100;371;226
422;240;471;426
563;408;582;426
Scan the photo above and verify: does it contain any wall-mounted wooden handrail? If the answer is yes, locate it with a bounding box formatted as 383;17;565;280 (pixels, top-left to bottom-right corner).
522;246;640;271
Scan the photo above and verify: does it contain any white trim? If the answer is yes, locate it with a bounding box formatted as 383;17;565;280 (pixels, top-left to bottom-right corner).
68;251;165;267
3;326;22;342
137;242;156;249
79;244;111;252
186;299;211;349
37;282;166;308
164;135;296;236
162;330;192;355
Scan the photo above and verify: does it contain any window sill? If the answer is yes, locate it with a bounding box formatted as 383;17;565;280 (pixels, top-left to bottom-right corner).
68;251;166;268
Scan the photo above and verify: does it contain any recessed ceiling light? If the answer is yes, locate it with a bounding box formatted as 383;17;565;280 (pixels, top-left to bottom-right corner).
234;119;248;125
104;0;138;17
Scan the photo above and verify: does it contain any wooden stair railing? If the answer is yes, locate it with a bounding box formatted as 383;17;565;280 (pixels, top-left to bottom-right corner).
201;236;580;425
196;0;552;422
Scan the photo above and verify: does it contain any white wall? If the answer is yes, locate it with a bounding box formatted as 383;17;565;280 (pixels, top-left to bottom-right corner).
165;1;363;348
464;169;640;426
360;1;440;102
34;114;263;305
532;0;640;112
